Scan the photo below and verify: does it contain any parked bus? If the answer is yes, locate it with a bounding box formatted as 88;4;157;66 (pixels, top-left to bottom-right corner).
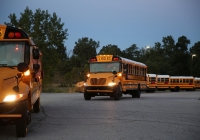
146;74;157;92
84;54;147;100
156;75;170;91
194;77;200;89
170;76;194;92
0;24;42;137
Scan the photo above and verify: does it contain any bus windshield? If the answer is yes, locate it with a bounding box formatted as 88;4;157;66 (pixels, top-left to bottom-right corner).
90;62;121;73
0;42;25;66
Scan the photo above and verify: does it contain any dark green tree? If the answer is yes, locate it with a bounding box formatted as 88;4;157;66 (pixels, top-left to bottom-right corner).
173;36;190;76
190;41;200;77
5;6;69;87
98;44;122;56
73;37;99;63
121;44;140;60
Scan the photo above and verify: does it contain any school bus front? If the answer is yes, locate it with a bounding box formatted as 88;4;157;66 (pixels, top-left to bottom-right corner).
84;55;147;100
0;24;42;137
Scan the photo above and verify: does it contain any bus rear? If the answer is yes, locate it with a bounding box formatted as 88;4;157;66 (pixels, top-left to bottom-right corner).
194;77;200;90
146;74;157;92
156;75;170;91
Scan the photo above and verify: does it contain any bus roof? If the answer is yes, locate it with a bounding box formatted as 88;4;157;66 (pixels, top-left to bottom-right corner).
147;74;156;77
170;76;194;79
194;77;200;80
157;75;170;78
120;57;147;67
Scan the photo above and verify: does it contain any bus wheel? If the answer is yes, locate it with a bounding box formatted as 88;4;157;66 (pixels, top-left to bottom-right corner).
170;89;174;92
33;98;40;113
175;87;180;92
16;106;28;137
136;89;141;98
114;85;121;100
132;91;136;98
84;91;91;100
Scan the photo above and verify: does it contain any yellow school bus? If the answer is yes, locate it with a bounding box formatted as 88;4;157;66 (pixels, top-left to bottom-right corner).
0;24;43;137
194;77;200;89
170;76;194;92
156;75;170;91
146;74;157;92
84;54;147;100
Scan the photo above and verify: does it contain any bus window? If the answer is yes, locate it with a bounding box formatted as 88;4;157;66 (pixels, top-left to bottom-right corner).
0;42;25;66
90;62;120;73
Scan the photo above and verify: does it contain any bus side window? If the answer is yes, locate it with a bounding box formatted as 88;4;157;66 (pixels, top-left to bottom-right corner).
123;64;127;74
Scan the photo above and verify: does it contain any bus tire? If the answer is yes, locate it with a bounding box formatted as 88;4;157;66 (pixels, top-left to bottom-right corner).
16;104;28;137
114;85;121;100
132;90;136;98
84;91;91;100
170;89;174;92
33;98;40;113
175;87;180;92
136;89;141;98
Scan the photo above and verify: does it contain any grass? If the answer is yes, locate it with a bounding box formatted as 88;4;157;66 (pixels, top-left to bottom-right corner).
42;85;77;93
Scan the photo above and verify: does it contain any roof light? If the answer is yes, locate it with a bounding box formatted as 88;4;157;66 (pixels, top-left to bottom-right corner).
90;58;97;61
15;32;21;38
113;57;119;61
8;32;14;38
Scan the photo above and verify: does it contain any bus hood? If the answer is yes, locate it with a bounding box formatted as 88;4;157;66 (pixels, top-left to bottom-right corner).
85;72;120;86
0;68;22;103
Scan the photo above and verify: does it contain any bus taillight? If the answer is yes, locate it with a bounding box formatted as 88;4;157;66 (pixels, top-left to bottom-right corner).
151;81;155;84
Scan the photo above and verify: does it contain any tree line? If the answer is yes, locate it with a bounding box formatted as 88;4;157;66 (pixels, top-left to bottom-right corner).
4;7;200;89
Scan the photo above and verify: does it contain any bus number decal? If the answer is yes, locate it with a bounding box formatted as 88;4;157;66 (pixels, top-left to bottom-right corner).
98;56;112;61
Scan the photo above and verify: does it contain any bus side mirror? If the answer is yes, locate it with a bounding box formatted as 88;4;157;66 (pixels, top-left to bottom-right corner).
33;64;40;71
17;63;29;72
32;48;40;59
112;70;117;75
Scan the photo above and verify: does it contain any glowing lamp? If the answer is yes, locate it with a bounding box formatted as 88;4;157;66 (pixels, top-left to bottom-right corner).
90;58;97;61
24;70;30;76
113;57;119;61
15;44;19;51
15;32;21;38
8;32;14;38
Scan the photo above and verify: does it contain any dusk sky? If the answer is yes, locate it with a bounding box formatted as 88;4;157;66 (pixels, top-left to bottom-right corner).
0;0;199;53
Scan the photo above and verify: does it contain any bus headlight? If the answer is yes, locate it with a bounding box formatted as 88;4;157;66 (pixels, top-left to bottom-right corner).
108;82;116;86
3;94;23;102
24;70;30;76
84;83;88;86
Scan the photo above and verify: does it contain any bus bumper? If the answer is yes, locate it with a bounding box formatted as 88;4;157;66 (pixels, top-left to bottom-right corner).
0;100;27;125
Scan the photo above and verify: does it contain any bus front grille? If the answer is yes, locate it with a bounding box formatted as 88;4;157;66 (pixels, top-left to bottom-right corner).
90;78;106;85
